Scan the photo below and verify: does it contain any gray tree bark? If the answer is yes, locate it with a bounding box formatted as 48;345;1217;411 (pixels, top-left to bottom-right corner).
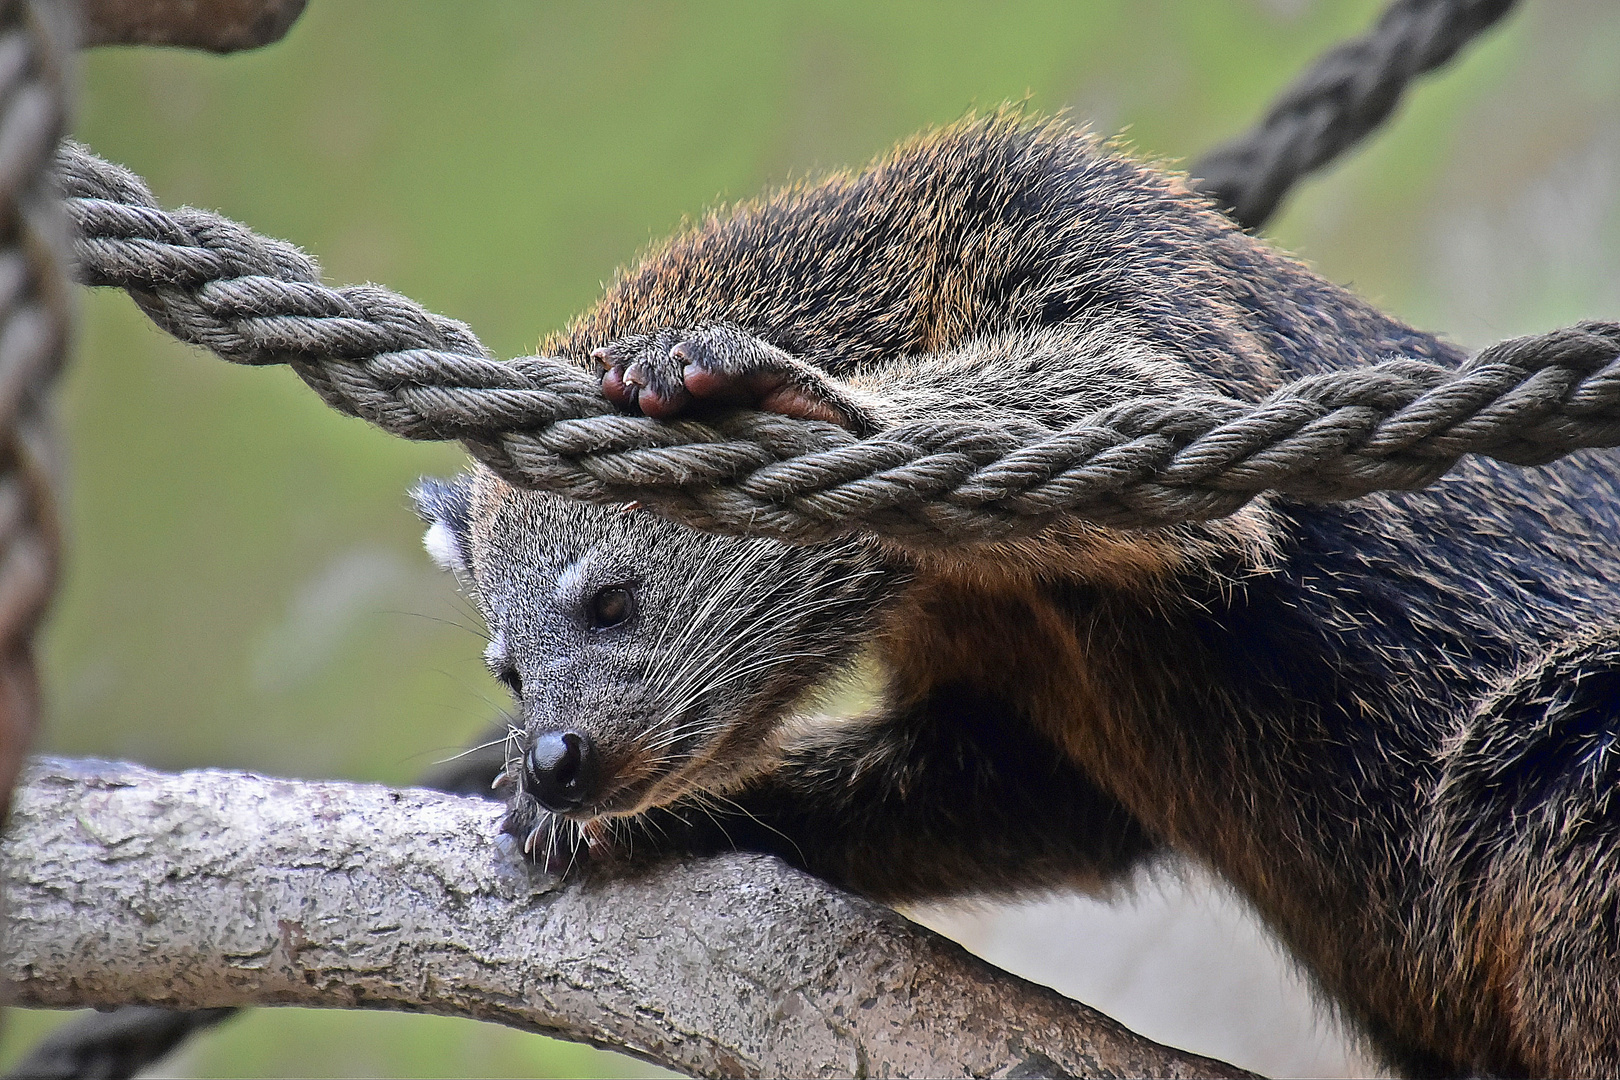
0;758;1252;1079
83;0;307;52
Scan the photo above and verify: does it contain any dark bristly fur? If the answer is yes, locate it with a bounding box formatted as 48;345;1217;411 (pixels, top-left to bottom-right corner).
414;114;1620;1078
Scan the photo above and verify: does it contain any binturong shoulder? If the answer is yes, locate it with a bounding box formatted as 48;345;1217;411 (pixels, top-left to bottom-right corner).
417;113;1620;1077
555;112;1445;396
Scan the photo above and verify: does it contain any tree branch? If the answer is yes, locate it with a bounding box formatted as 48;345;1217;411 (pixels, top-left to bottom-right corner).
0;758;1251;1079
83;0;307;52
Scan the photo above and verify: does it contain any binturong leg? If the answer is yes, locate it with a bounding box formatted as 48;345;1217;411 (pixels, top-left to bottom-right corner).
629;685;1159;905
1428;625;1620;1077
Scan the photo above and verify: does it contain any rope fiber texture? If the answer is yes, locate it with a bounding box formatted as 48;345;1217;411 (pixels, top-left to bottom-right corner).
1193;0;1518;230
0;0;74;824
58;137;1620;547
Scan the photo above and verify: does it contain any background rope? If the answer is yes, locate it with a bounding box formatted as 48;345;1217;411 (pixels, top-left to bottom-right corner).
5;1006;237;1080
1192;0;1518;230
0;0;74;828
58;139;1620;547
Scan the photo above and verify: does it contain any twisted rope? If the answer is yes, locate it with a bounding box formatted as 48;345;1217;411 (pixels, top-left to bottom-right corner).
4;1006;237;1080
56;139;1620;546
0;0;74;819
1193;0;1518;230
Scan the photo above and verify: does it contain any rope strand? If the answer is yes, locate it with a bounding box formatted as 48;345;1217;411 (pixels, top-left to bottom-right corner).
1192;0;1519;230
56;140;1620;546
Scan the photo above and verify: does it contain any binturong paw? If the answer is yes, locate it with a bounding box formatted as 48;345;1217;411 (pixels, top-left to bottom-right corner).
593;323;874;432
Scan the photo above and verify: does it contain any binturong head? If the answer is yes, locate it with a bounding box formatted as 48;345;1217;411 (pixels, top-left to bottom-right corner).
412;467;903;866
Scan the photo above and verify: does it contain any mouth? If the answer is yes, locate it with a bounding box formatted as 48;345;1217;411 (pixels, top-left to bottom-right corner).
509;808;613;876
500;704;727;863
577;703;717;817
563;772;666;820
508;766;702;875
511;745;684;823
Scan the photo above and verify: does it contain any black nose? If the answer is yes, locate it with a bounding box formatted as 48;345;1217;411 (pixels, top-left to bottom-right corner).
524;731;600;813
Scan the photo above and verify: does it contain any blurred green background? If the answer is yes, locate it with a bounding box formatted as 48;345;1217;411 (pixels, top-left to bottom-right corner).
3;1;1618;1076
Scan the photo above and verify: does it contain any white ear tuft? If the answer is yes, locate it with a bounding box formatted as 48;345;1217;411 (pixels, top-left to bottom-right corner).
423;519;465;575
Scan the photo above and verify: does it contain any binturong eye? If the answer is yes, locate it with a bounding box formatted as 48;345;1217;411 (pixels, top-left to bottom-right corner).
497;666;523;699
587;585;636;630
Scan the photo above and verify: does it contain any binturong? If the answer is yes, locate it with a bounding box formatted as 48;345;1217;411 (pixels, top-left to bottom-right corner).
414;114;1620;1078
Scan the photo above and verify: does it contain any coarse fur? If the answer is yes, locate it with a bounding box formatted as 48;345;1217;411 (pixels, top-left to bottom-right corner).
414;114;1620;1078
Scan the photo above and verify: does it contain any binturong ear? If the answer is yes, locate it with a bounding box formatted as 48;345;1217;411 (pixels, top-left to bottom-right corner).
410;475;474;581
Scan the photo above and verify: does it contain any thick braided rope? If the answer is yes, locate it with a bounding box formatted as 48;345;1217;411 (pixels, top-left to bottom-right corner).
1193;0;1517;230
57;140;1620;547
0;1;73;819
